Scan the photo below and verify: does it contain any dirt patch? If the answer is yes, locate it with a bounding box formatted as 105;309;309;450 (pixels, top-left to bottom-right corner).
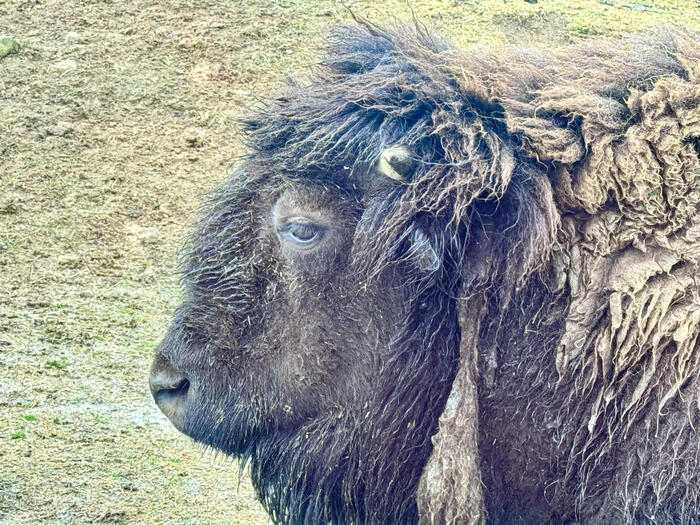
1;0;697;523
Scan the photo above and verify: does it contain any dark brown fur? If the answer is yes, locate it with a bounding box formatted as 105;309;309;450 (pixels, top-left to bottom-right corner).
151;23;700;524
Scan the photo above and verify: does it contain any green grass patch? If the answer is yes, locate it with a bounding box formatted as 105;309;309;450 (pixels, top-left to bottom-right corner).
45;358;69;369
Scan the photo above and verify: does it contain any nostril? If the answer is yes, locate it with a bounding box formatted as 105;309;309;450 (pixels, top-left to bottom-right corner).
153;377;190;406
149;354;191;424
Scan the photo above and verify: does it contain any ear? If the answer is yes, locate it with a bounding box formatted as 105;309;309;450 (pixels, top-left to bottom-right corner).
408;227;440;273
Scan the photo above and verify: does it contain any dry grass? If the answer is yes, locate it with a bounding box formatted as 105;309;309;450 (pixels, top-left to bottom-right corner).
1;0;697;523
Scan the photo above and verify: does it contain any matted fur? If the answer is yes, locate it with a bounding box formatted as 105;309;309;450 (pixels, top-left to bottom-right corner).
155;21;700;524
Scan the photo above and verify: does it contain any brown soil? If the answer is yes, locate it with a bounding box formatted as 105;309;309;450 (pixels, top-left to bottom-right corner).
1;0;697;523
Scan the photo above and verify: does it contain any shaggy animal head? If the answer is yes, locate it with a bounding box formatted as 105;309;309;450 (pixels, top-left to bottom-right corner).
151;23;700;524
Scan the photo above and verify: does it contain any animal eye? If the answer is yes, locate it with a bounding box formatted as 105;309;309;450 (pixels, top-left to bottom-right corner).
279;222;323;246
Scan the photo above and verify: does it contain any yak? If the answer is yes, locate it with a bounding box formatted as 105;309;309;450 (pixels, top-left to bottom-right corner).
149;21;700;525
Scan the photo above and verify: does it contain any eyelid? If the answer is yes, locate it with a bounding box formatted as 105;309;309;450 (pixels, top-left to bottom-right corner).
279;212;334;228
279;222;315;235
276;220;325;247
277;216;316;228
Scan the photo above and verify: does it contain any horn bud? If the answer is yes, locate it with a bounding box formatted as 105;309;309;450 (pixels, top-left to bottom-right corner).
377;145;416;182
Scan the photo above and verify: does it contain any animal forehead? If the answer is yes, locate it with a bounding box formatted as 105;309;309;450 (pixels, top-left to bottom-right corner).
271;183;358;223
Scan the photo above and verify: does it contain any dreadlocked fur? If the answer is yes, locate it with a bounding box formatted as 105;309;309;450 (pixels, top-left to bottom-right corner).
151;21;700;525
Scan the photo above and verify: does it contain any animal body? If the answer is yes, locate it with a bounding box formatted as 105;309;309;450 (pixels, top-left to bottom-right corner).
150;22;700;524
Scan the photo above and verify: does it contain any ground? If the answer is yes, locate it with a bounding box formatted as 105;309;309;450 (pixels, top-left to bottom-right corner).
0;0;698;523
